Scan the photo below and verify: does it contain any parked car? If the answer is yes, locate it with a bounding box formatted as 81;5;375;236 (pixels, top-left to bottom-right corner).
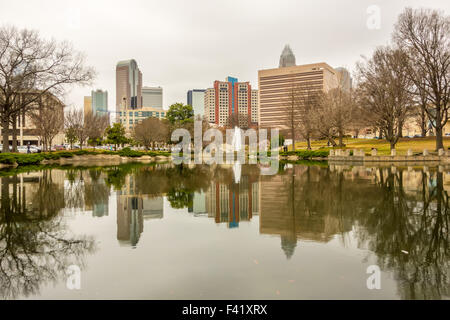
17;146;28;153
0;144;13;152
53;145;65;151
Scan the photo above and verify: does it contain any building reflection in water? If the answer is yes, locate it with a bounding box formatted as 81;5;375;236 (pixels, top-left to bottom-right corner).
116;173;164;247
188;164;260;228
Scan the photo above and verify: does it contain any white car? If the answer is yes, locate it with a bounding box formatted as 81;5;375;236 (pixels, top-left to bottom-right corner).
17;146;29;153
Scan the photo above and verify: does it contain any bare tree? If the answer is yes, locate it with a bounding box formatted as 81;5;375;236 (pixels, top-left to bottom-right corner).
283;83;301;150
133;117;169;150
356;46;414;150
297;83;321;150
65;109;87;149
393;8;450;149
85;113;109;148
29;93;64;151
0;25;94;153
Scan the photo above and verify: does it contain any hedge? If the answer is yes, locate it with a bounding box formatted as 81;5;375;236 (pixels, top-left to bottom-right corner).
280;150;330;159
0;149;172;167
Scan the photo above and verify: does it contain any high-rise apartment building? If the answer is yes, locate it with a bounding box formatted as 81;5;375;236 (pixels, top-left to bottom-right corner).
204;76;258;127
258;62;339;131
116;59;142;112
91;89;108;116
187;89;206;117
142;86;163;109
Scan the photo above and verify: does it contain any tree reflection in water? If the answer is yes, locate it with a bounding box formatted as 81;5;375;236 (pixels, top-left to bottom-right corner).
0;170;96;299
359;167;449;299
263;164;449;300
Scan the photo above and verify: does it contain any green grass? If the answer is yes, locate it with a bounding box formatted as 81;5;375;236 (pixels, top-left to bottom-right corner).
291;136;450;155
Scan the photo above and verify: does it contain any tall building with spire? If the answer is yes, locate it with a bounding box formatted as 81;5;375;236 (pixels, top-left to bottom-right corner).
279;44;296;68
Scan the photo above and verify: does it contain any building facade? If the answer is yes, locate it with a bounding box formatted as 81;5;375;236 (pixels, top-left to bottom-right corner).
258;62;339;131
116;59;142;112
91;89;108;116
187;89;206;117
118;107;166;131
142;86;163;109
83;96;92;116
204;76;258;127
0;92;65;146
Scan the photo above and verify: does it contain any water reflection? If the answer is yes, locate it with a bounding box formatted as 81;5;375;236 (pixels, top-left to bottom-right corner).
0;170;96;299
0;163;448;299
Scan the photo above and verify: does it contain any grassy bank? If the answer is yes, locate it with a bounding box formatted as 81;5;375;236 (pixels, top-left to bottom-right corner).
292;137;450;155
0;148;171;166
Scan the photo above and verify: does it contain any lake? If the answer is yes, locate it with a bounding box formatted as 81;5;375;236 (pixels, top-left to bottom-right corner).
0;162;448;299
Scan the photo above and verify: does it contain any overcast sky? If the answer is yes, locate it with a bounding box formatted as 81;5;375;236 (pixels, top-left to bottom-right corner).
1;0;449;112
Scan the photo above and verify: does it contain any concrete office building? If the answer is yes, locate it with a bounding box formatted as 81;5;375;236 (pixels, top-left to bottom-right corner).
0;92;65;146
204;76;258;127
187;89;206;117
258;62;339;132
142;86;163;109
116;59;142;112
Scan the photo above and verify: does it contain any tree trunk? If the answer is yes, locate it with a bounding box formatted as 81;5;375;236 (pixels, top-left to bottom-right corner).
291;128;295;152
420;105;427;137
1;116;9;153
328;137;337;147
390;141;396;151
436;125;444;151
11;114;18;152
306;135;311;150
338;129;345;147
398;121;403;138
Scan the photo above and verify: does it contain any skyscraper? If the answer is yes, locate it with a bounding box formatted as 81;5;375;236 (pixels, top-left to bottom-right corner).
116;59;142;112
91;89;108;116
335;67;353;91
204;76;258;127
142;86;163;109
187;89;206;117
279;44;296;68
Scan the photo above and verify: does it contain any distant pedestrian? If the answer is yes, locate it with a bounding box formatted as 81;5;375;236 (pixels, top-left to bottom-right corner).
27;143;31;154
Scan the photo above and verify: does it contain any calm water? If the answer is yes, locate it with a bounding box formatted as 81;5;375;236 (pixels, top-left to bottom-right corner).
0;162;448;300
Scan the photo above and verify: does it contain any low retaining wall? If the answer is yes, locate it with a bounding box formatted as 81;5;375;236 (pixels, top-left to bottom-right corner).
328;148;450;163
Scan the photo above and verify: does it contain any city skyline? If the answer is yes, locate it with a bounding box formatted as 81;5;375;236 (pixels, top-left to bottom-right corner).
2;0;449;112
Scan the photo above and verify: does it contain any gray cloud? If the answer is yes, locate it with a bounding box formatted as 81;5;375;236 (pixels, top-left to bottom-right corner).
1;0;449;111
